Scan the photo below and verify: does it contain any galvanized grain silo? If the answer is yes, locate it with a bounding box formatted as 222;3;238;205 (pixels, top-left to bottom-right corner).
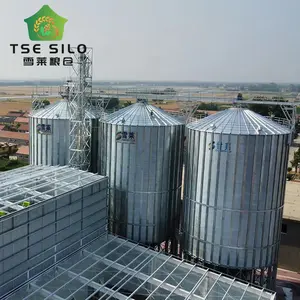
30;100;98;172
183;107;290;289
98;99;185;246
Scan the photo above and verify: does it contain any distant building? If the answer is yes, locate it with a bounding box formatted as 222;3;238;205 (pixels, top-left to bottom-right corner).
16;145;29;161
6;110;25;118
14;117;29;125
279;181;300;272
0;131;29;145
0;116;15;124
18;124;29;133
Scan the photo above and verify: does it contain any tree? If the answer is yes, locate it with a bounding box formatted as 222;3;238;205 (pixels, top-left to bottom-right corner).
123;101;132;107
32;99;50;110
290;147;300;173
248;104;269;116
237;93;243;100
42;99;50;106
248;97;287;118
105;97;120;109
197;102;219;111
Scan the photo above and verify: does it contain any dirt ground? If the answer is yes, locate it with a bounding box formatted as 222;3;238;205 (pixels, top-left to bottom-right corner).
0;86;37;96
119;99;181;111
151;101;180;110
0;86;58;96
0;101;32;114
0;98;58;115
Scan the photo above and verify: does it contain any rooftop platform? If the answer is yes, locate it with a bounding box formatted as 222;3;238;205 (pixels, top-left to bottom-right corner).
0;165;102;217
283;181;300;222
6;234;276;300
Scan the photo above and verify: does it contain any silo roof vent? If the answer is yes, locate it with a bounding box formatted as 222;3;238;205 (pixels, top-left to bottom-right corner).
256;126;262;134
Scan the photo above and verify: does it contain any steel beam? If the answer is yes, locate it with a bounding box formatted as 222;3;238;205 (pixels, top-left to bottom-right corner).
83;250;202;299
56;266;132;300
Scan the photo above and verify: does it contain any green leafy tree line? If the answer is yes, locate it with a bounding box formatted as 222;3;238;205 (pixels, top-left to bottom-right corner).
290;147;300;173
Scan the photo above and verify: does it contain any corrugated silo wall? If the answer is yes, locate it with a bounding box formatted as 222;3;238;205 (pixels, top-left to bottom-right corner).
90;119;99;173
0;177;108;297
30;116;98;170
98;121;185;246
29;116;70;166
183;130;290;270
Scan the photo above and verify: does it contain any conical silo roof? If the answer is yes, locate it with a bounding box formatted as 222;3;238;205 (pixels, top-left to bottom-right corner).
103;100;183;126
187;107;291;135
30;100;95;119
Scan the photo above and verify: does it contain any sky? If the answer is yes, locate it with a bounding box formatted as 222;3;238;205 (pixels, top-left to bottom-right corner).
1;0;300;83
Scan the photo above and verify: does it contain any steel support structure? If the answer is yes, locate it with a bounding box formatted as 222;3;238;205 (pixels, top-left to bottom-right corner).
98;88;299;128
68;47;93;171
182;252;277;291
31;86;57;111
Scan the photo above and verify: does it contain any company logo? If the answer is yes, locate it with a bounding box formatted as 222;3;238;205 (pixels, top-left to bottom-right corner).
37;123;52;134
116;131;136;144
10;5;87;67
208;141;231;153
116;132;122;141
24;5;67;41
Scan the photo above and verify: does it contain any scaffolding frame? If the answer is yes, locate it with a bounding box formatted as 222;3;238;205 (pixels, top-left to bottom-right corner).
97;88;299;130
31;86;60;111
68;47;93;171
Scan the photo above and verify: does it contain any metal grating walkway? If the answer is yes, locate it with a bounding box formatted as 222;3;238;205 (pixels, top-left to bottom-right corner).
6;234;276;300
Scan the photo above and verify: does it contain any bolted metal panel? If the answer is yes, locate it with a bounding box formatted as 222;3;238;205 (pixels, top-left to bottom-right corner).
98;102;185;245
29;116;70;166
183;108;290;270
29;100;98;170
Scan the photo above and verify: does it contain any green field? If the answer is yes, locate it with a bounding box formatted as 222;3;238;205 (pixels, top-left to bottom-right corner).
0;158;28;172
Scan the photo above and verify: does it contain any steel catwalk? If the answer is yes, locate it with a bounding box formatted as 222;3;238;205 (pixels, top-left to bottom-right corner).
29;100;98;173
5;233;276;300
183;108;290;273
98;100;185;245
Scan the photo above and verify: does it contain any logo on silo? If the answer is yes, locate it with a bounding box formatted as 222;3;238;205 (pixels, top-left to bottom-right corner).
116;131;136;144
37;123;52;134
208;141;231;153
116;132;122;141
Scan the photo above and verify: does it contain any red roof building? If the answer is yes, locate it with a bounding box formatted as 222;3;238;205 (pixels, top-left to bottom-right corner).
0;131;29;145
16;145;29;155
18;124;29;132
14;117;29;124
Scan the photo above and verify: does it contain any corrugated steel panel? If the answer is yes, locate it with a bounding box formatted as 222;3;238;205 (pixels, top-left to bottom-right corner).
105;101;183;126
187;108;291;135
183;108;290;269
29;100;98;169
99;101;185;245
30;100;94;119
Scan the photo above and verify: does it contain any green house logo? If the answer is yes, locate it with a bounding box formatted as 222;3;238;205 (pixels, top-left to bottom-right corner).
24;5;67;41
